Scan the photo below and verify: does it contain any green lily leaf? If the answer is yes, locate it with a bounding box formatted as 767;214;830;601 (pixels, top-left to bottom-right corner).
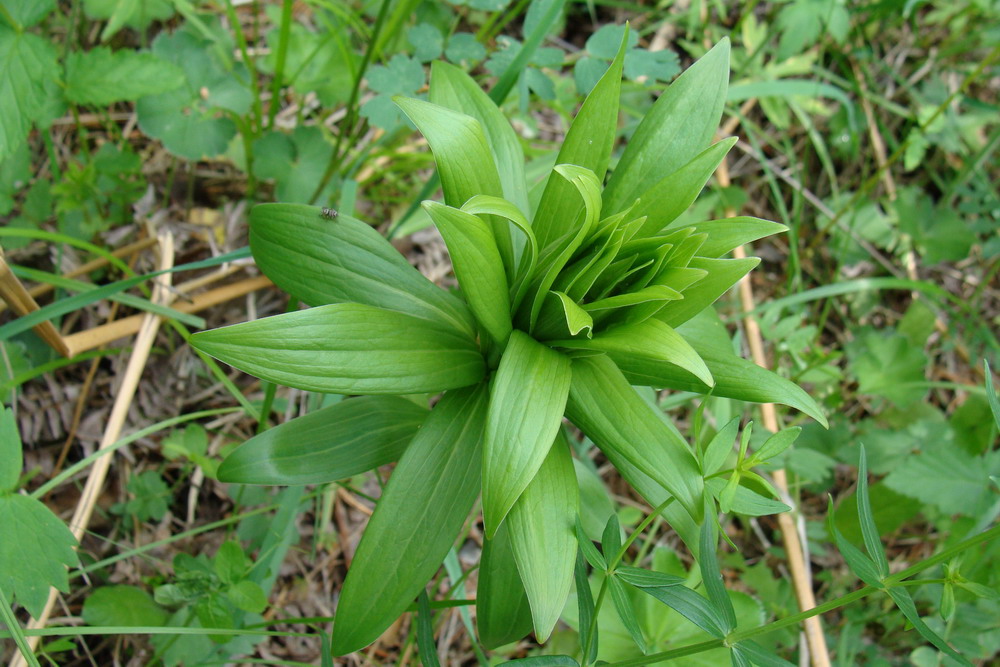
507;433;578;642
604;39;730;214
555;318;713;387
477;522;533;650
631;137;737;237
429;61;529;215
249;203;475;337
533;29;626;250
608;574;647;653
656;257;759;328
190;304;485;396
699;513;737;633
686;217;789;258
886;587;972;666
395;96;513;275
217;397;429;485
483;331;571;536
423;201;512;346
534;291;594;341
702;416;740;476
461;195;538;307
566;355;703;520
332;384;488;655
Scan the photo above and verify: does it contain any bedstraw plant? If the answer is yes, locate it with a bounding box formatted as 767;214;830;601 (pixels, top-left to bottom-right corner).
191;33;829;657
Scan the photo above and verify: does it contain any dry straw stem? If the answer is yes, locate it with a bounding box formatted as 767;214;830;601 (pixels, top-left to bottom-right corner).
0;246;71;357
715;154;832;667
11;233;176;667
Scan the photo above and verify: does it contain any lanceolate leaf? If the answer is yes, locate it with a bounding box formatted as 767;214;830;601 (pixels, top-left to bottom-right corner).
532;31;626;250
332;385;488;655
608;574;646;653
630;138;737;237
656;256;759;328
395;96;513;274
699;515;737;633
886;587;972;666
631;582;727;638
554;318;713;387
477;523;533;650
566;355;703;520
507;434;578;642
856;445;889;578
423;201;512;346
483;331;571;536
429;61;529;215
461;195;538;305
686;217;789;258
216;397;428;485
190;304;485;395
250;203;475;337
604;39;730;214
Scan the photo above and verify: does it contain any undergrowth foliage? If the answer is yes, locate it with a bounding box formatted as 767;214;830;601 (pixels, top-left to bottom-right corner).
191;34;829;658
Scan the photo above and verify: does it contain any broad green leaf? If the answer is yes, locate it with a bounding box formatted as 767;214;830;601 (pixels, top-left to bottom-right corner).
332;385;488;654
217;397;428;485
477;522;533;649
554;318;713;387
524;165;604;331
0;405;22;491
0;28;60;159
1;0;56;27
507;434;578;641
423;202;512;346
214;542;248;585
856;445;889;578
616;566;684;588
0;494;77;618
534;291;594;341
190;304;485;396
227;580;267;614
608;574;646;653
483;330;571;536
706;478;791;517
687;217;789;258
416;591;440;667
65;47;184;105
886;587;972;666
604;39;731;214
631;581;727;638
461;195;538;307
623;310;828;426
699;514;737;633
826;497;883;587
429;61;529;215
580;284;682;314
566;355;703;520
657;257;759;328
395;96;513;274
630;138;737;237
250;203;475;337
532;31;626;250
136;29;251;160
702;417;740;476
82;586;167;627
752;427;801;463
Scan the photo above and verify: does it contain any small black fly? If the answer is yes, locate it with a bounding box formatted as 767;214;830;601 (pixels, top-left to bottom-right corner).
320;207;339;220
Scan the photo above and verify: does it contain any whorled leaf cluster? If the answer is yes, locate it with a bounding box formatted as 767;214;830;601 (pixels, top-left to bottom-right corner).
191;33;825;655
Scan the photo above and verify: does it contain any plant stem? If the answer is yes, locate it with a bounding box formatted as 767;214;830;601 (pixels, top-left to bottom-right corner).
604;524;1000;666
309;0;394;205
267;0;295;129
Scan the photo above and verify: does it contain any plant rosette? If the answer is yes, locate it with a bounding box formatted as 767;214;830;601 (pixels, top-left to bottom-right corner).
191;32;825;655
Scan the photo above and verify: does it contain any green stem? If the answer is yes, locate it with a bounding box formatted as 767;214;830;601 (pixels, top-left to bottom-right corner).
605;524;1000;667
582;576;609;665
225;0;264;133
308;0;394;205
267;0;295;129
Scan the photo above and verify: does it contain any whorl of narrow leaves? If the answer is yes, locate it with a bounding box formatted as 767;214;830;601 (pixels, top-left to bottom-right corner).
193;31;827;655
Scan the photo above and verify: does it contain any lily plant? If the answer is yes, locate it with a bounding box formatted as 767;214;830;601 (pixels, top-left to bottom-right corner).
191;33;825;655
